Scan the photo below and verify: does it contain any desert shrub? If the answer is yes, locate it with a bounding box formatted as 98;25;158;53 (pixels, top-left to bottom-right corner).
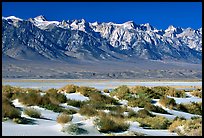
24;88;42;93
2;85;26;93
18;91;42;106
152;86;186;98
127;109;137;118
169;118;202;136
94;113;129;133
40;104;64;113
103;89;109;93
79;105;98;117
2;103;21;119
144;103;169;114
46;88;58;93
76;86;100;97
136;116;171;129
62;123;88;135
190;89;202;98
23;108;41;118
136;109;155;118
169;118;185;133
110;85;131;100
88;92;119;105
176;102;202;115
43;91;67;105
159;96;177;109
128;97;150;108
62;109;77;115
2;85;27;100
130;86;161;99
57;113;72;124
59;84;79;93
66;99;86;108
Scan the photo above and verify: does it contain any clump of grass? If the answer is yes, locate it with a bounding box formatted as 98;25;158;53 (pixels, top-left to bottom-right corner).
169;117;202;136
40;104;64;113
190;89;202;98
136;109;155;118
2;103;21;119
61;123;88;135
2;96;21;119
62;109;77;115
94;113;129;133
176;102;202;115
18;91;42;106
144;103;170;114
57;113;72;124
66;99;86;108
88;92;119;105
76;86;100;97
103;89;109;93
151;86;186;98
79;105;98;117
130;86;161;99
59;84;79;93
43;90;67;105
127;97;150;108
136;116;171;129
159;96;177;109
23;108;41;118
110;85;130;100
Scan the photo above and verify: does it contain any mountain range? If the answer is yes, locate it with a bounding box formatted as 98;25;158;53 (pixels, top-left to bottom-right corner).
2;15;202;79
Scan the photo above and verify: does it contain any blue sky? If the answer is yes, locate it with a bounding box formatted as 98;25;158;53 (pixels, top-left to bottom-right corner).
2;2;202;30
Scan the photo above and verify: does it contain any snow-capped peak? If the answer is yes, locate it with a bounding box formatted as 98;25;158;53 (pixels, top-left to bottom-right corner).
122;21;135;29
34;15;47;22
166;25;177;32
3;16;23;21
29;15;59;30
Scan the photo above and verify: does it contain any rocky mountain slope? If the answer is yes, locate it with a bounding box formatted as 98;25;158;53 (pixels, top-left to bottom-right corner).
2;15;202;79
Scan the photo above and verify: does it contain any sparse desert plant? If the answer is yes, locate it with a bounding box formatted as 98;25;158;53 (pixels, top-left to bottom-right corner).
24;108;41;118
190;89;202;98
59;84;79;93
79;105;98;117
57;113;72;124
110;85;130;100
103;89;109;93
66;99;86;108
62;109;77;115
136;116;171;129
130;86;162;99
88;92;119;105
76;86;100;97
144;103;169;114
176;102;202;115
43;90;67;105
2;103;21;119
46;88;58;93
159;96;177;109
94;113;129;133
169;118;202;136
127;109;137;118
2;97;21;119
136;109;155;118
18;91;42;106
127;97;150;108
61;123;88;135
40;103;64;113
152;86;186;98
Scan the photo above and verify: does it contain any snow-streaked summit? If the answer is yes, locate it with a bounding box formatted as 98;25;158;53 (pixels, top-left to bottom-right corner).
2;15;202;63
2;16;23;21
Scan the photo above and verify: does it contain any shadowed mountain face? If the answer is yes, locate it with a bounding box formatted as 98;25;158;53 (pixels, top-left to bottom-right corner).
2;16;202;79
